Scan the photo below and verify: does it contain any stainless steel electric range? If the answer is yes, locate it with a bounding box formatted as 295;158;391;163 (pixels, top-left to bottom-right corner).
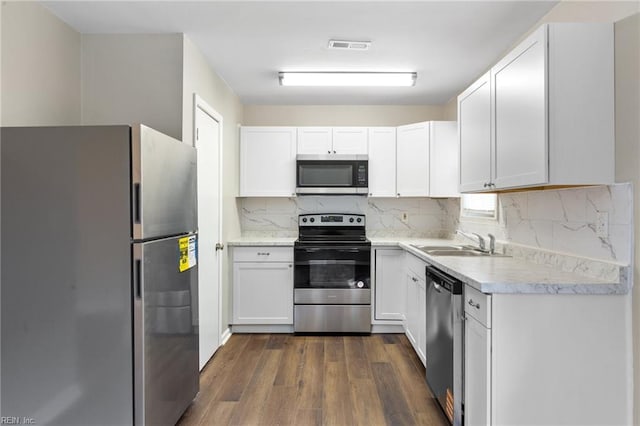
293;214;371;333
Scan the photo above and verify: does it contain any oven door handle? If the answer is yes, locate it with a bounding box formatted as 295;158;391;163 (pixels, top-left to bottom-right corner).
300;247;369;253
296;260;358;266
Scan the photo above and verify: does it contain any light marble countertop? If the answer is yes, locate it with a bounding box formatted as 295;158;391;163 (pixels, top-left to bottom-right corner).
370;237;628;295
226;236;628;295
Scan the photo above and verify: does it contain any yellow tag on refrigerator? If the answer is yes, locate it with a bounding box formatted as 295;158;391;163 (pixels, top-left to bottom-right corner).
178;235;197;272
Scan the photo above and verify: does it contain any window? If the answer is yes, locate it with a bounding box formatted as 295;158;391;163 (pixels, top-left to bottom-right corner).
460;194;498;220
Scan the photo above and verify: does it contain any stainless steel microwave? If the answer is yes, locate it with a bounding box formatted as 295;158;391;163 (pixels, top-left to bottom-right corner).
295;154;368;195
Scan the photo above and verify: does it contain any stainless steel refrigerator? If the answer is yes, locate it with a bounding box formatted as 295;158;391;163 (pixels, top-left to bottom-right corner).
1;125;199;425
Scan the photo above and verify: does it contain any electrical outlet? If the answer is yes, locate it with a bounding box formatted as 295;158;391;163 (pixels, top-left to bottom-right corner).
596;211;609;238
401;212;409;223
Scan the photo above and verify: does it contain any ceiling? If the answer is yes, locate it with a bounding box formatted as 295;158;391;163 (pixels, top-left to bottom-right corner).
43;1;558;106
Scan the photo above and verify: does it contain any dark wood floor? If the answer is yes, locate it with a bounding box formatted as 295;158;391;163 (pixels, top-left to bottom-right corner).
178;333;448;426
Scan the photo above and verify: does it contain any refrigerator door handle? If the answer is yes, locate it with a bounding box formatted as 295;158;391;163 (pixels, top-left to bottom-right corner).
134;259;142;298
132;244;144;426
133;183;141;224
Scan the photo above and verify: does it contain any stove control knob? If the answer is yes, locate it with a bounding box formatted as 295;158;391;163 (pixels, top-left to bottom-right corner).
302;218;307;223
356;218;362;223
356;281;365;288
349;217;354;223
310;217;315;223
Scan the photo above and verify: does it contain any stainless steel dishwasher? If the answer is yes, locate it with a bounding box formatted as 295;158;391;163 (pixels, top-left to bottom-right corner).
425;264;464;425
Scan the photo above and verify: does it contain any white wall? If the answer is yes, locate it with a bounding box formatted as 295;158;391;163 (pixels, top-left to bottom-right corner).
613;11;640;424
242;105;444;126
182;35;243;334
1;2;81;126
81;34;183;140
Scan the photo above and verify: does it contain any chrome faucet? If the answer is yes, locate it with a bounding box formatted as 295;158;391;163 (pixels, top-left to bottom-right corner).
487;233;496;254
456;230;486;252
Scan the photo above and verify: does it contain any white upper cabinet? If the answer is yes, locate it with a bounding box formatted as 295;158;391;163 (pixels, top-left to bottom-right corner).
459;23;614;193
492;26;547;189
458;72;492;192
368;127;397;197
297;127;333;154
297;127;368;155
397;122;430;197
396;121;459;198
332;127;368;154
429;121;459;197
239;127;296;197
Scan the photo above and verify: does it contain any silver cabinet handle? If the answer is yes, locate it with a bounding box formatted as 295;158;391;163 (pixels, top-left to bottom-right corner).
289;264;292;268
215;243;224;251
333;150;336;154
411;276;418;282
257;252;270;256
468;299;480;309
328;150;331;154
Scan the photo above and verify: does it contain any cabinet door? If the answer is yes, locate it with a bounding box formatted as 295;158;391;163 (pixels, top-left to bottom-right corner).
429;121;459;198
297;127;332;154
332;127;368;154
240;127;296;197
233;262;293;324
368;127;397;197
492;25;548;189
374;249;404;321
397;122;430;197
458;72;492;192
465;315;491;426
404;273;419;348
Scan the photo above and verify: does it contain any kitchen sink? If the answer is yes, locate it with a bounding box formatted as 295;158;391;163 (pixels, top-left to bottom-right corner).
410;244;511;258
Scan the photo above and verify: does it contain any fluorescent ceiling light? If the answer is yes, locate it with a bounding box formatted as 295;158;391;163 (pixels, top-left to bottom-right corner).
279;72;417;87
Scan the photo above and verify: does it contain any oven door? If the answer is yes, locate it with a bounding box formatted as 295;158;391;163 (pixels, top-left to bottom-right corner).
294;244;371;303
295;155;368;194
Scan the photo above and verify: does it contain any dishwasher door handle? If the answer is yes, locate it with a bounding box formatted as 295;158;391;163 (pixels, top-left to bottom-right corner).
432;281;443;293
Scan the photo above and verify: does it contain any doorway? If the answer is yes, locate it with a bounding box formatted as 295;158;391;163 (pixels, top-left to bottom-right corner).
193;94;223;370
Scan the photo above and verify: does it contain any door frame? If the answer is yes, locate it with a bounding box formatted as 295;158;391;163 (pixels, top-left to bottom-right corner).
192;93;224;348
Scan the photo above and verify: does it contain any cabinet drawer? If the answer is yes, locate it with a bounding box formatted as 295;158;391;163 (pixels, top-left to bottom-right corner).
464;285;491;328
406;252;426;278
233;247;293;262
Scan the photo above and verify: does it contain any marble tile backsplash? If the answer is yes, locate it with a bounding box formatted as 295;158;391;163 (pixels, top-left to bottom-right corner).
240;196;460;238
240;183;633;268
460;183;634;264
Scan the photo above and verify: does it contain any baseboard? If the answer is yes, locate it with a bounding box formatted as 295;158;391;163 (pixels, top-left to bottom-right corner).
220;327;232;345
231;324;294;333
371;324;405;333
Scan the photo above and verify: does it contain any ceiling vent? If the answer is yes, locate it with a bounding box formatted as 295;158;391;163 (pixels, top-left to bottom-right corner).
328;40;371;51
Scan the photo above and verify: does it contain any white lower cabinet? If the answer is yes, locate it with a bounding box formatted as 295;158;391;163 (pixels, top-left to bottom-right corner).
463;285;630;425
232;247;293;325
464;286;492;426
405;253;426;365
373;248;405;321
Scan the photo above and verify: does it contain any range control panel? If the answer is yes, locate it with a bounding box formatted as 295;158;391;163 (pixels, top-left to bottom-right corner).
299;214;365;227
